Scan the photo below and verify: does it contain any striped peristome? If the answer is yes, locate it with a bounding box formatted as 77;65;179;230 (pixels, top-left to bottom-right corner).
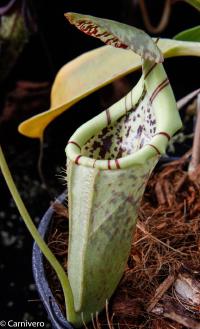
65;55;182;325
65;12;163;63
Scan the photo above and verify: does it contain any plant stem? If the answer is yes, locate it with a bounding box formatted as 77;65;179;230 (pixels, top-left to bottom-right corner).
139;0;171;34
0;145;80;326
177;88;200;110
188;93;200;172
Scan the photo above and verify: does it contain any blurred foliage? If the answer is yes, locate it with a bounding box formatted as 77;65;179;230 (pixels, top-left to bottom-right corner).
184;0;200;11
174;25;200;41
0;10;28;84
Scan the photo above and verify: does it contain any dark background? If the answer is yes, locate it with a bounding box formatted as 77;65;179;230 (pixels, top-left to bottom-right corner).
0;0;199;325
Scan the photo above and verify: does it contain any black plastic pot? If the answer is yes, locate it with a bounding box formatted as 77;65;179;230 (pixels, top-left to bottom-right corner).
32;192;73;329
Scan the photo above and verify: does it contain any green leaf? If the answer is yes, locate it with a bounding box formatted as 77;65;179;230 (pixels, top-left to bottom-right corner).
174;26;200;42
18;38;200;139
65;12;163;63
184;0;200;11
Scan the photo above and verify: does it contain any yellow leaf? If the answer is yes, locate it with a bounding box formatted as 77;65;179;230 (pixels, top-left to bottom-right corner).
18;39;200;138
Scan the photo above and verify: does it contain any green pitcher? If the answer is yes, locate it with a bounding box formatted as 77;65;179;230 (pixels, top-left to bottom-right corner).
65;56;182;324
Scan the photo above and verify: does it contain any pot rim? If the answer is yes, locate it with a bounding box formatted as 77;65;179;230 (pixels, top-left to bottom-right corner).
32;192;73;329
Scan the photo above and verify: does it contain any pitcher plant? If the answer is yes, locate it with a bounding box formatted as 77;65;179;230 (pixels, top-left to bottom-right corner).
4;12;200;328
61;13;182;325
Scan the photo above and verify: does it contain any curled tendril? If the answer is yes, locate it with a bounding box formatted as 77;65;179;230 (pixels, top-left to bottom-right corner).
139;0;172;34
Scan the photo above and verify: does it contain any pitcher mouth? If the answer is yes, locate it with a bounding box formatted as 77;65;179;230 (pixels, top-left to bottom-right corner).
66;61;182;170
